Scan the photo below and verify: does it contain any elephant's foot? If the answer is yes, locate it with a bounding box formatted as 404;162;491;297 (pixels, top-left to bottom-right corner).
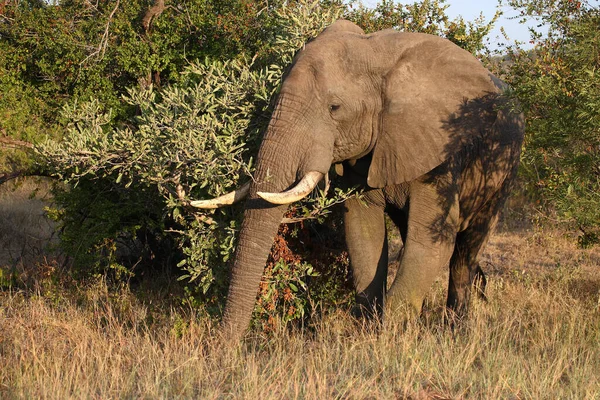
350;292;385;330
445;265;488;333
446;284;472;321
351;292;383;318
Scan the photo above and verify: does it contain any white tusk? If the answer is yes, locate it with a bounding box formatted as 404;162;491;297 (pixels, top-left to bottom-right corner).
257;171;324;205
190;181;251;209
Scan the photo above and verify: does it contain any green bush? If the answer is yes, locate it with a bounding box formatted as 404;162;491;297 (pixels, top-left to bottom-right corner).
346;0;498;54
495;0;600;246
35;0;351;317
0;0;288;171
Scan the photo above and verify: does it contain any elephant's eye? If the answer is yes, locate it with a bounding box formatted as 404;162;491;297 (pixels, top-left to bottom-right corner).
329;104;341;113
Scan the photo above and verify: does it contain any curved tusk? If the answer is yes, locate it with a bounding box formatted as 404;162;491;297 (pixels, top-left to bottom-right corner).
257;171;324;205
190;181;251;209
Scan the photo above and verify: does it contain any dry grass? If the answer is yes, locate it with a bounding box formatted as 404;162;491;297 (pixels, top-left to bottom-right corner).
0;179;59;277
1;183;599;399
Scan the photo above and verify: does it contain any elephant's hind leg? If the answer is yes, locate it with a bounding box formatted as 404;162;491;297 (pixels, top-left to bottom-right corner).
446;213;496;316
344;191;388;321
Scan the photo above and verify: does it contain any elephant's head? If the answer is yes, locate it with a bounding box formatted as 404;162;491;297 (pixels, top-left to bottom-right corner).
194;20;505;338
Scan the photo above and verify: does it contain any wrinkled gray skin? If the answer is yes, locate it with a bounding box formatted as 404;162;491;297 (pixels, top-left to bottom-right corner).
220;20;524;338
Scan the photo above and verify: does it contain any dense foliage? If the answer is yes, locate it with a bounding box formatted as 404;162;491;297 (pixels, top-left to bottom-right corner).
35;1;361;322
346;0;498;53
495;0;600;246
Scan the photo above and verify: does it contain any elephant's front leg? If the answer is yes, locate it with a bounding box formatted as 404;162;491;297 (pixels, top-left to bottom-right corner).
344;190;388;321
387;176;459;316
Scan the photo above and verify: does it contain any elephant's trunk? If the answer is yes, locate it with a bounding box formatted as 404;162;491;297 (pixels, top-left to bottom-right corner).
220;137;298;339
220;203;286;337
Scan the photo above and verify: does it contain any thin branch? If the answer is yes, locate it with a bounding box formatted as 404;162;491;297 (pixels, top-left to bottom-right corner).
83;0;99;12
0;136;34;150
80;0;120;66
281;216;318;224
0;170;25;185
195;214;215;225
0;169;51;185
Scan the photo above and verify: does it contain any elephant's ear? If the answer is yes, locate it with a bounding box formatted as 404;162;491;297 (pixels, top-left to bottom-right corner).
366;34;497;188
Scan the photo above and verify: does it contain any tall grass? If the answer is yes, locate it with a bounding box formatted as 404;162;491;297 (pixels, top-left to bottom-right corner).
1;182;599;398
1;254;598;399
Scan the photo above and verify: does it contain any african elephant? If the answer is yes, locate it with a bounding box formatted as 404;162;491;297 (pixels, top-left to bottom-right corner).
193;20;524;339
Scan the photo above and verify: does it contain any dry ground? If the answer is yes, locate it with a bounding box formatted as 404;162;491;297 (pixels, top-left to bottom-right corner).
0;181;599;399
